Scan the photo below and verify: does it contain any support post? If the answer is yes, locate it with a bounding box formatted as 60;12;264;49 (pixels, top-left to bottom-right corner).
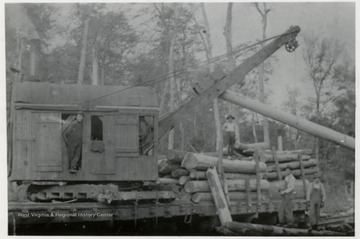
272;147;282;181
206;167;232;225
254;149;261;211
298;153;307;199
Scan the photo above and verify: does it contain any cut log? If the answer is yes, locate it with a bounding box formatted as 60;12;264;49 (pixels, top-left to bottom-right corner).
221;90;355;150
189;171;261;180
158;160;181;174
182;152;266;173
156;178;179;185
184;179;269;193
179;176;191;185
222;221;346;236
262;154;311;163
191;191;266;203
264;149;313;155
267;158;318;172
143;182;180;194
171;168;190;178
268;179;309;199
166;150;187;164
206;167;232;225
113;191;176;201
177;188;192;201
265;167;318;180
234;141;269;151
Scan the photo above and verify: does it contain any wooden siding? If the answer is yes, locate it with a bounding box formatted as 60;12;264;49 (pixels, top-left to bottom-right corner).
32;112;62;172
115;114;139;157
12;111;34;179
10;110;158;182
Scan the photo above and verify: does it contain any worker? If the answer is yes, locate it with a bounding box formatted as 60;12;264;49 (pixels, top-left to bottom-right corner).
223;114;236;158
306;173;326;230
277;166;296;227
62;111;84;173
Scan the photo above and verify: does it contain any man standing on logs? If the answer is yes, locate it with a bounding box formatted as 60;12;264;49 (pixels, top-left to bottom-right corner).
306;173;326;230
277;166;296;227
223;114;236;158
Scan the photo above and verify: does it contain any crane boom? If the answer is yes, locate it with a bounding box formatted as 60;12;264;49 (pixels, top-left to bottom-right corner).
159;26;301;138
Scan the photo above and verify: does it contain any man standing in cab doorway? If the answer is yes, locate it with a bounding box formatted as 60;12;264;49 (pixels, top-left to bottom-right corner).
62;111;84;173
223;114;236;158
278;166;296;227
306;173;326;230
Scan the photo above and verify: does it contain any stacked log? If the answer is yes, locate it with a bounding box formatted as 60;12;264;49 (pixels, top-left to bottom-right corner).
263;149;318;181
157;150;270;204
263;149;317;200
158;149;317;204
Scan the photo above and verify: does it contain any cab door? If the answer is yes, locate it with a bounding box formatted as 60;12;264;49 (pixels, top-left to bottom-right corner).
89;114;115;175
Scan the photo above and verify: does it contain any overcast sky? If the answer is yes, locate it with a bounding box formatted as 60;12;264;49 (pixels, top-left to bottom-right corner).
201;2;355;107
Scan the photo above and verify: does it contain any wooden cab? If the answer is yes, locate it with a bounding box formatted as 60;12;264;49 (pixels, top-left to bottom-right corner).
9;82;159;182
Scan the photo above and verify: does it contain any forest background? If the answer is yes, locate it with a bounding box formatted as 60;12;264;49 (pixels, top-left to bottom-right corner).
4;2;355;214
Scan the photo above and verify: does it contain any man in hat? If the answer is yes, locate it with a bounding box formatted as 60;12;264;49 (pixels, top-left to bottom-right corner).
306;173;326;230
223;114;236;158
278;166;296;227
62;111;84;173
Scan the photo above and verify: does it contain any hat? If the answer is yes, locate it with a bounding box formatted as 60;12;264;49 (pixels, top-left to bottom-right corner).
77;111;84;115
314;172;322;179
226;114;235;119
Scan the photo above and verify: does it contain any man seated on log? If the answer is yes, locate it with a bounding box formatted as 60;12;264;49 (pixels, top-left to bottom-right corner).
62;111;84;173
306;173;326;230
223;114;236;159
277;166;296;227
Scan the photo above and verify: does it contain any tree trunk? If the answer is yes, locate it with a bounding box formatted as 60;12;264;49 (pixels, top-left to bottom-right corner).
190;171;261;180
255;3;270;145
266;158;318;172
92;46;99;85
262;153;311;163
265;167;318;180
158;160;180;175
170;168;190;178
167;4;178;150
166;149;187;164
29;40;37;76
181;152;267;173
77;17;90;85
221;90;355;150
224;3;235;70
184;178;269;193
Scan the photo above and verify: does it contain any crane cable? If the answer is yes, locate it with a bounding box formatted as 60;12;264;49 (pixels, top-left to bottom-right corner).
84;29;299;104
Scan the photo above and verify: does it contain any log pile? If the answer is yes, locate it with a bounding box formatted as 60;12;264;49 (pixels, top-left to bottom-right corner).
264;149;317;200
263;149;318;181
157;148;318;203
157;150;270;204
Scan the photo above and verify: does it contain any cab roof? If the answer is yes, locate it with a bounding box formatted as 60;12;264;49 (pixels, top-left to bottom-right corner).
13;82;159;108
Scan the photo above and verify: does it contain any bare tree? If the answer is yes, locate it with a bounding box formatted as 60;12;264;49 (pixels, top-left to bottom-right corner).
254;2;271;145
303;34;343;160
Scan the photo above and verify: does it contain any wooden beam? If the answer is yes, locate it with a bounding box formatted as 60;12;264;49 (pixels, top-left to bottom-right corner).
206;167;232;225
221;90;355;150
298;153;307;199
